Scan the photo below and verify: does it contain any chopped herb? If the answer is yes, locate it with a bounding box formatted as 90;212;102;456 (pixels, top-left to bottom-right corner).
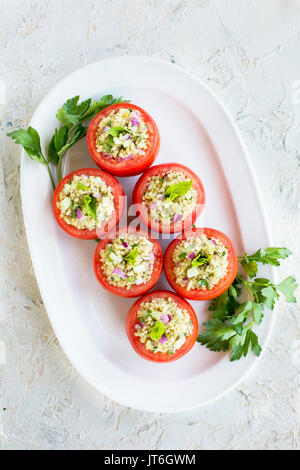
191;252;211;267
123;246;139;265
83;195;98;220
150;321;166;341
103;134;114;153
77;182;89;191
108;126;126;137
165;180;193;201
71;203;79;218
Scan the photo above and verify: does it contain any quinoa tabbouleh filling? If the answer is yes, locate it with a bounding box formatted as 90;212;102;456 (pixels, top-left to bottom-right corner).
142;171;197;224
173;235;229;291
58;174;114;231
134;297;193;355
100;234;155;289
96;108;149;161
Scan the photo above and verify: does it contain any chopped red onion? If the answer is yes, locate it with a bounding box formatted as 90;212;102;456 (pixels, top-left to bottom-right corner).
112;268;127;279
139;321;145;327
134;324;140;331
174;214;183;223
188;252;196;260
76;209;83;220
119;154;134;161
210;238;217;245
160;314;170;324
123;242;129;248
123;133;131;140
131;117;140;127
159;334;168;344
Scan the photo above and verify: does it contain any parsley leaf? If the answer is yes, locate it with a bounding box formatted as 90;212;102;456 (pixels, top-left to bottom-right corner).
240;259;258;278
56;96;91;128
165;180;193;201
8;127;45;164
191;252;211;267
47;125;69;164
197;319;236;352
108;126;126;137
240;247;292;278
103;135;114;153
8;93;127;188
81;95;126;121
83;195;98;220
198;246;296;361
123;247;139;265
276;276;297;303
150;321;166;341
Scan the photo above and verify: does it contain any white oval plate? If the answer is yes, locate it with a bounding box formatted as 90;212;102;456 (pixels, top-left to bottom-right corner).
21;56;274;413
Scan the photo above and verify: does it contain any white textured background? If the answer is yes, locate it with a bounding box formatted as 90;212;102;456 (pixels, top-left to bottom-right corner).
1;0;300;450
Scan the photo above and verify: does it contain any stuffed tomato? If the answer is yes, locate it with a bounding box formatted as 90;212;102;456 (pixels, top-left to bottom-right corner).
164;227;238;300
94;226;163;298
132;163;205;234
87;103;160;177
53;168;124;240
126;290;198;362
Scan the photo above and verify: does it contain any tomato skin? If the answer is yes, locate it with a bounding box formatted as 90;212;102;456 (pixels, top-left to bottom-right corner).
132;163;206;234
164;228;238;301
126;290;198;362
53;168;125;240
94;226;163;298
87;103;160;177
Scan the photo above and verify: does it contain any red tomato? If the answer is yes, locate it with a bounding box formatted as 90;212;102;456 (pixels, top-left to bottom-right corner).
87;103;160;177
94;226;163;298
164;227;238;300
53;168;124;240
132;163;206;234
126;290;198;362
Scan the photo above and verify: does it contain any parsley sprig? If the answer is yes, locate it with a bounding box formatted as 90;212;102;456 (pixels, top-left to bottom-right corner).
197;247;297;361
8;94;127;189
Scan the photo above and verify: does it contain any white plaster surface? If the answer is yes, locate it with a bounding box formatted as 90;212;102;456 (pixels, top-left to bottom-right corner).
0;0;300;450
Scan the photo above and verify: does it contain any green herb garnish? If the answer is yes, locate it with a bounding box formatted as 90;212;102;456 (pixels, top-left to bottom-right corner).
197;247;297;361
77;182;89;191
8;94;128;189
191;252;211;267
165;180;193;201
83;195;98;220
150;321;166;341
103;134;114;153
123;246;139;265
239;247;292;279
108;126;126;137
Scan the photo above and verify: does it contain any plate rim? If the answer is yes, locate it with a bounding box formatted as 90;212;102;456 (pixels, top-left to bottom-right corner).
20;55;275;413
